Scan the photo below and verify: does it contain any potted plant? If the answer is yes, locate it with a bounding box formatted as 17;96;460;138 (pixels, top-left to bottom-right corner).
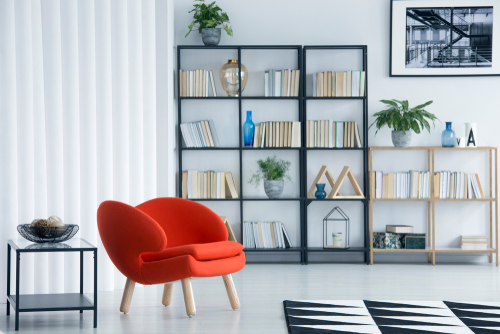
185;0;233;46
370;99;439;147
249;156;291;199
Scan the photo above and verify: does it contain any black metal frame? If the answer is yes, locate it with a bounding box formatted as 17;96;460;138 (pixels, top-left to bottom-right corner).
390;0;500;77
303;46;369;264
177;45;369;264
6;239;97;331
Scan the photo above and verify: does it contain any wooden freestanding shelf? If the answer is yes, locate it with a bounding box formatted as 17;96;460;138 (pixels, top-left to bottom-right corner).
368;146;498;265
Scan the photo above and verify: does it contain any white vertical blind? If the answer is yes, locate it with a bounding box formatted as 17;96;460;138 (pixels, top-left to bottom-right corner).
0;0;175;296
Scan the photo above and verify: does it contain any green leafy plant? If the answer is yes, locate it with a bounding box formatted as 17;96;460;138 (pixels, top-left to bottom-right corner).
369;99;439;135
249;155;291;187
185;0;233;37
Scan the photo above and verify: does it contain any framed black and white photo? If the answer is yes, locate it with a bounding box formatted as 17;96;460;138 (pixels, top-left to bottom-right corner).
390;0;500;76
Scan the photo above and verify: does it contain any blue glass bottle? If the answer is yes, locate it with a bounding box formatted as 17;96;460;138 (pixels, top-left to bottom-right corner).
315;183;326;199
243;110;255;147
441;122;455;147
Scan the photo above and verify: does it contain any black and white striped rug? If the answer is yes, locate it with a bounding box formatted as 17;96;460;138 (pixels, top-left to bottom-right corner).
283;300;500;333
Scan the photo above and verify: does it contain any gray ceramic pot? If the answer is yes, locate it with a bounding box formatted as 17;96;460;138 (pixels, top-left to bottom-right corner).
264;180;284;199
201;28;221;46
391;130;412;147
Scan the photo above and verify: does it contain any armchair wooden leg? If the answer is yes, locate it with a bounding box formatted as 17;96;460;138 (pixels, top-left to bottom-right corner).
181;278;196;317
222;274;240;310
120;278;136;314
162;283;174;306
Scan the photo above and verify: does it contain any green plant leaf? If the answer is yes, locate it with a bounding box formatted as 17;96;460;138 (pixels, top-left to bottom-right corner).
380;99;399;107
223;24;233;36
413;100;433;109
371;99;438;135
249;155;292;187
186;0;232;37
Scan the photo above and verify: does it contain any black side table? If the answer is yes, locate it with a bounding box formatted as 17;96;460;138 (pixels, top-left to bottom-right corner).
6;238;97;330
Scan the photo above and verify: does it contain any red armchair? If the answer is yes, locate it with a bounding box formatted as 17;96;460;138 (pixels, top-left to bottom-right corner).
97;198;245;317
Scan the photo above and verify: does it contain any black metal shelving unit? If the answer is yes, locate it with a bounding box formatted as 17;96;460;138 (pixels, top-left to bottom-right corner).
302;45;369;264
177;45;368;264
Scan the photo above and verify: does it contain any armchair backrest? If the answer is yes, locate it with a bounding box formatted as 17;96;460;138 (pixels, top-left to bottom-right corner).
136;197;228;248
97;200;167;284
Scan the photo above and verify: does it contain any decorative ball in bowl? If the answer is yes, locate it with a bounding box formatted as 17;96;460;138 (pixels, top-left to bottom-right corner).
17;216;79;243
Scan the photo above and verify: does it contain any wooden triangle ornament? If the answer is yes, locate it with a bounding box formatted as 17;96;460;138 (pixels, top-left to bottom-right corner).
327;166;364;199
219;216;237;242
307;166;342;198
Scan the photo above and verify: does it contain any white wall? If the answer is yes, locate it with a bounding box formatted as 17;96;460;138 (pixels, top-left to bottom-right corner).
175;0;500;263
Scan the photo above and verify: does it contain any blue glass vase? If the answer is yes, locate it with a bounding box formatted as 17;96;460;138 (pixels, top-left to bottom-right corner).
243;110;255;147
441;122;455;147
315;183;326;199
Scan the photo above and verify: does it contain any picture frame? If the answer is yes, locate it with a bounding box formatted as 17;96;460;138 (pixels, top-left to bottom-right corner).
390;0;500;77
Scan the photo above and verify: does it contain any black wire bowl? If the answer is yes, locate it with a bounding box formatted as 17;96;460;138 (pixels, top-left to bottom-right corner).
17;224;79;243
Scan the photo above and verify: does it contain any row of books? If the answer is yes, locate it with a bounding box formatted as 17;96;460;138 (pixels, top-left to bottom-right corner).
243;221;293;249
264;69;300;97
181;170;238;199
306;121;362;148
461;235;487;250
181;120;219;148
386;225;414;233
179;69;217;97
434;172;484;199
371;170;431;199
251;121;301;148
313;71;366;97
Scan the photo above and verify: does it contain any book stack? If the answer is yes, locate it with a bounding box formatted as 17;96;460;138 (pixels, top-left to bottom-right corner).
243;221;293;249
252;121;301;148
370;170;431;199
306;121;362;148
461;235;488;250
179;69;217;97
386;225;414;233
180;120;219;148
313;71;366;97
434;172;484;199
264;69;300;97
181;170;238;199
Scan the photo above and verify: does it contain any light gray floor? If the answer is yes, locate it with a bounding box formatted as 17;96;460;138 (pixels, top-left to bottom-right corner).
1;263;499;333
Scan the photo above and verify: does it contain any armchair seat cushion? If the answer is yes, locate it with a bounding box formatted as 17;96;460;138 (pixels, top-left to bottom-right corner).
141;252;245;284
141;241;244;262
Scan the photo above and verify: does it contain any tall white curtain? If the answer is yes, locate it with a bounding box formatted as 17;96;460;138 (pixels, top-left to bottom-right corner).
0;0;175;296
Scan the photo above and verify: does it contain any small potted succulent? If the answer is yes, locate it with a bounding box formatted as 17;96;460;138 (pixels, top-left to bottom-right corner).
249;156;291;199
185;0;233;46
370;99;438;147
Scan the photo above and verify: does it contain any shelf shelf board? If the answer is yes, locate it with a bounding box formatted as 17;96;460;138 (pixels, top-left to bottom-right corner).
307;197;366;202
241;147;301;150
241;96;300;100
434;247;496;253
371;198;496;202
308;247;368;252
434;198;496;202
306;147;365;151
242;197;301;201
182;147;239;151
372;248;433;253
305;96;366;100
370;146;495;151
371;198;431;202
180;96;301;100
244;247;302;252
180;96;238;100
8;293;94;312
188;198;240;202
